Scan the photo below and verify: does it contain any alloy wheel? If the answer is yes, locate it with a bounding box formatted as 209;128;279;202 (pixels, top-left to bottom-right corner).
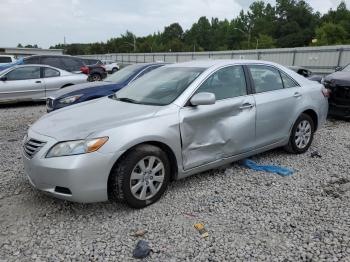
129;156;165;200
294;120;312;149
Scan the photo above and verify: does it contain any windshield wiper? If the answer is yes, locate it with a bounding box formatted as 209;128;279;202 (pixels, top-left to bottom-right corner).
115;96;140;104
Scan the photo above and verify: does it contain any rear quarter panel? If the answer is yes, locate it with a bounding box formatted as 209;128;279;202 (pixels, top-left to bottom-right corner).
299;81;328;130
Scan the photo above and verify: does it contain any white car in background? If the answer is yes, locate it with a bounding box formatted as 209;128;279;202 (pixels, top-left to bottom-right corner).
0;55;17;65
0;64;88;103
102;60;120;74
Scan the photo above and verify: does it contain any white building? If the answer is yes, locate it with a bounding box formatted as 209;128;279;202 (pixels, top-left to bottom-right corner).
0;47;63;58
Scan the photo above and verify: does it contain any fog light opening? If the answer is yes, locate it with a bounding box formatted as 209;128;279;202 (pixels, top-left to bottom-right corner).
54;186;72;195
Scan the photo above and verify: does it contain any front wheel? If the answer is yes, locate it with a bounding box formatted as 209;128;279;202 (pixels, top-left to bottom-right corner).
109;145;170;208
284;113;315;154
111;68;118;73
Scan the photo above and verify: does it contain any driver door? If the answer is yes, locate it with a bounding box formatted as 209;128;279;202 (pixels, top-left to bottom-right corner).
179;65;256;170
0;66;44;101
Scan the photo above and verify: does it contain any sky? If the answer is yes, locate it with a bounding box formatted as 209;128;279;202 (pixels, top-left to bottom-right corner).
0;0;349;48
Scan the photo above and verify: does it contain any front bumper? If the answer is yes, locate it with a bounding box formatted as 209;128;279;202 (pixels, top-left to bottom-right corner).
329;103;350;118
22;130;120;203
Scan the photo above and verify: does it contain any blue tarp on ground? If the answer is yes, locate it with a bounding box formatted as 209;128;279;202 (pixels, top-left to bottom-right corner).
242;159;294;177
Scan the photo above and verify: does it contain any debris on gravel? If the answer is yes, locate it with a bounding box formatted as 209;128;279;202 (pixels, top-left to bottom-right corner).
0;103;350;261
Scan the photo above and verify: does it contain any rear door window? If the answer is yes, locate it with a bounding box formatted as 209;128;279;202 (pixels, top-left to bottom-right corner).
5;67;40;80
44;67;60;78
281;72;299;88
248;65;284;93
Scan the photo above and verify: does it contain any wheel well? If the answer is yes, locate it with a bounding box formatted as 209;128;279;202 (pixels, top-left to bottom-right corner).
107;141;178;199
302;109;318;131
61;83;74;89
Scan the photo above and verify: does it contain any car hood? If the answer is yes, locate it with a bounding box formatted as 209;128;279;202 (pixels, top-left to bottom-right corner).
325;71;350;86
52;81;123;99
30;97;162;141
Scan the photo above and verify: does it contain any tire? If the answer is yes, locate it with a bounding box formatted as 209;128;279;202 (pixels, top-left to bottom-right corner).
90;73;102;81
111;68;118;73
284;113;315;154
109;145;170;208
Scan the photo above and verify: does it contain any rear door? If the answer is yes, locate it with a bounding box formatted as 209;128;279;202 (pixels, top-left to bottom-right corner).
0;66;44;101
179;65;256;170
247;65;302;148
41;67;63;97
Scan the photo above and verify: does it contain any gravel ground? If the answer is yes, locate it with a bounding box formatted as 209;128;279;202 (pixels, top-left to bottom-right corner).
0;103;350;262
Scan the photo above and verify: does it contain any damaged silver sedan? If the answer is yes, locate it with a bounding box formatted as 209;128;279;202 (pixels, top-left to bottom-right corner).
23;60;328;208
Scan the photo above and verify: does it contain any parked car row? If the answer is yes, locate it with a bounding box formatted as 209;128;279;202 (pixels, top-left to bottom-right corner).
0;55;110;82
0;65;87;103
22;60;329;208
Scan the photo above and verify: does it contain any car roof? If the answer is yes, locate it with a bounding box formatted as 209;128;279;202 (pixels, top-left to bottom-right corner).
23;55;79;59
8;64;67;72
165;59;283;69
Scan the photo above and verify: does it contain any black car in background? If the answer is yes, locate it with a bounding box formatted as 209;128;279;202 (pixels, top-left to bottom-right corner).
22;55;106;81
323;64;350;119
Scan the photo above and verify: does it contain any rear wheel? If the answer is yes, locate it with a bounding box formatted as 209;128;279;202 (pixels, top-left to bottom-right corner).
111;67;118;73
109;145;170;208
90;73;102;81
284;113;315;154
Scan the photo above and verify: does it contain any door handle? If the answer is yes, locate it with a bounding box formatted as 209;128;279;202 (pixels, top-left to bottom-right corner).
35;81;41;84
239;103;254;110
293;92;302;98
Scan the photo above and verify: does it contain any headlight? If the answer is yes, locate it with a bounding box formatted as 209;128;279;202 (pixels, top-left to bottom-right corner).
59;94;83;104
46;137;108;158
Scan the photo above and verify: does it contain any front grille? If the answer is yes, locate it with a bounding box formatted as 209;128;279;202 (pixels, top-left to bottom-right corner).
332;86;350;105
23;138;46;159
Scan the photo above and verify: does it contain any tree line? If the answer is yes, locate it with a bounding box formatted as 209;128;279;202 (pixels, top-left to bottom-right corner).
48;0;350;55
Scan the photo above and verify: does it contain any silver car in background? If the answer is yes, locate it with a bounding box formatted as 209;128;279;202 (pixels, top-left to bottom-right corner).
0;64;87;103
23;60;328;208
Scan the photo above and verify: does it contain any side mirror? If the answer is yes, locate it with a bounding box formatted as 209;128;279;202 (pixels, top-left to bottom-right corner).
0;76;7;81
190;92;216;106
335;66;342;72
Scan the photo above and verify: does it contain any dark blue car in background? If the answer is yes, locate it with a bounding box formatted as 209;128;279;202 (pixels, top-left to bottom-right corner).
46;63;166;112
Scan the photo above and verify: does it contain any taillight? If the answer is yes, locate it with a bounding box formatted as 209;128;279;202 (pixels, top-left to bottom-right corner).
80;66;90;75
322;87;331;98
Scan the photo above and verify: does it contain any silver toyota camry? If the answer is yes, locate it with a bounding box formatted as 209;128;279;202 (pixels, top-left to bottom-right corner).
23;60;328;208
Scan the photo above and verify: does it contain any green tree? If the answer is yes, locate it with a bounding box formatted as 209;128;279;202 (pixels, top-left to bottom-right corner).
256;34;276;49
315;22;347;45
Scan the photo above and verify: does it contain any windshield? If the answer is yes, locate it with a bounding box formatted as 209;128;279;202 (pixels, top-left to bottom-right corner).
113;67;205;106
103;64;146;83
342;64;350;72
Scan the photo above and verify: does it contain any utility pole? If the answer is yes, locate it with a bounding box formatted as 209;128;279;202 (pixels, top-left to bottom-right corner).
133;35;136;52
